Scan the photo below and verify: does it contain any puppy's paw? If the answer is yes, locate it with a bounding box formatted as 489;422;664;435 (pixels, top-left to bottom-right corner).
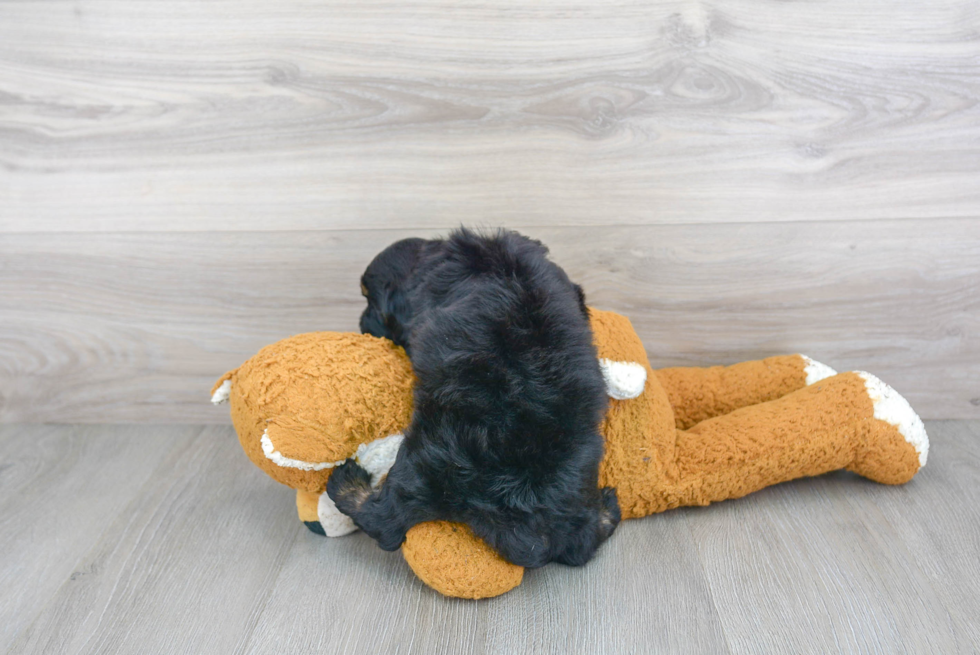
326;459;373;516
599;487;621;539
373;526;409;552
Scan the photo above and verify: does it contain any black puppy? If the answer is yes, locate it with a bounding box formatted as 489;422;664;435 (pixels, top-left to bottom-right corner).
357;237;426;351
330;228;620;568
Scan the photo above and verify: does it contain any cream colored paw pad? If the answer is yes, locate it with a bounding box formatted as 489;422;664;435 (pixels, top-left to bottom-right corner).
260;430;346;472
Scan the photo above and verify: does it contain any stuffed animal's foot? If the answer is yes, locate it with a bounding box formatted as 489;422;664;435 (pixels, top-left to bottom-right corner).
304;521;327;536
402;521;525;599
317;490;359;536
669;370;928;510
847;371;929;485
295;488;358;537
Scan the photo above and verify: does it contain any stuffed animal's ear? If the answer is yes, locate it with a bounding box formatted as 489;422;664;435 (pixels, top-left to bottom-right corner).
359;283;414;348
210;371;235;404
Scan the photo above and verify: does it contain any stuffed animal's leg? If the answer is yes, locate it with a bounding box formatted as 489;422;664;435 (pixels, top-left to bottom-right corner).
296;489;325;535
663;371;928;509
655;354;838;430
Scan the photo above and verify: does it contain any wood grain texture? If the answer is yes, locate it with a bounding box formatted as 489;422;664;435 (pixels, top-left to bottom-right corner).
689;475;955;653
0;424;193;654
1;220;977;423
850;420;980;651
688;419;980;654
1;0;979;231
3;422;978;654
7;425;299;655
243;505;730;655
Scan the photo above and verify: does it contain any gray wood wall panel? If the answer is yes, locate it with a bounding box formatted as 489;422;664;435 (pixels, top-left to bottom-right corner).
1;0;978;422
1;0;978;231
1;220;977;423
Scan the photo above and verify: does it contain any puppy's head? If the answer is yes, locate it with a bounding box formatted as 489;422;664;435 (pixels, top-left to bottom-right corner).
359;238;425;348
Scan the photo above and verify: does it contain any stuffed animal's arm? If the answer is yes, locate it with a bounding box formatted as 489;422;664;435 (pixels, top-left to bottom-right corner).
402;522;524;599
655;355;836;430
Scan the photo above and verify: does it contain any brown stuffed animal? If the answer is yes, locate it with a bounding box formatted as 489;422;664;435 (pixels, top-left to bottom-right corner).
212;309;928;599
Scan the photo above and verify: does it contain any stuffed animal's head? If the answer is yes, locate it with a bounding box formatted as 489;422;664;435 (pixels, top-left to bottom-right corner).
212;310;660;598
212;332;415;493
213;310;659;501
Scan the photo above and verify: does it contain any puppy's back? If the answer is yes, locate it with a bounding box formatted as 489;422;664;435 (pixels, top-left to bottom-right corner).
407;228;607;469
330;227;619;569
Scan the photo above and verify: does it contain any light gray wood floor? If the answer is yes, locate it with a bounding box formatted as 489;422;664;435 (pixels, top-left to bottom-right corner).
2;421;977;655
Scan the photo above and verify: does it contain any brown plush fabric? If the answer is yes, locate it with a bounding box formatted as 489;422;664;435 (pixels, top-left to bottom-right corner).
589;309;677;519
395;317;923;596
218;309;925;600
651;372;920;511
657;356;809;430
402;521;524;599
296;489;320;522
849;411;922;485
672;372;874;506
222;332;414;492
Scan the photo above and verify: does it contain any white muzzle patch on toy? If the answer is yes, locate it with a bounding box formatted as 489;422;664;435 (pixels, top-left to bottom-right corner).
260;430;346;471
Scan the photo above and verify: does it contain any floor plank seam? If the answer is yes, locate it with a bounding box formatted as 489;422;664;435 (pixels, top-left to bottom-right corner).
682;512;736;655
232;526;303;655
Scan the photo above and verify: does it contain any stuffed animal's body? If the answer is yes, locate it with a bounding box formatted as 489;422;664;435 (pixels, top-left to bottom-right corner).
213;309;927;599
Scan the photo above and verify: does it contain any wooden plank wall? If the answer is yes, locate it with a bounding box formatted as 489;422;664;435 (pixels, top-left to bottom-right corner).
1;0;978;422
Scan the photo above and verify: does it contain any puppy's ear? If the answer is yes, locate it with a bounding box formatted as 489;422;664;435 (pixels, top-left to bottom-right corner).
377;283;413;347
360;285;411;347
359;237;426;348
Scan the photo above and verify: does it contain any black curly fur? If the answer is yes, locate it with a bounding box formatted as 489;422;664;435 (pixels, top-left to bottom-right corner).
331;228;620;568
